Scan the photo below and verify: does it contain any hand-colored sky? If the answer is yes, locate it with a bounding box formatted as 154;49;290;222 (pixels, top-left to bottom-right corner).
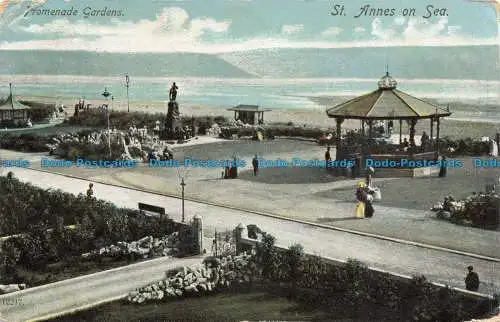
0;0;498;53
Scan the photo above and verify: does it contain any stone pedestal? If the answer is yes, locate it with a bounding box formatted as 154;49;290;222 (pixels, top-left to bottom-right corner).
233;223;245;254
164;101;180;139
192;215;203;255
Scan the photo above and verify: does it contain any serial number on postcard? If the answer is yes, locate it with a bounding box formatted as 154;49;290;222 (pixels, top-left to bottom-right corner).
331;4;448;19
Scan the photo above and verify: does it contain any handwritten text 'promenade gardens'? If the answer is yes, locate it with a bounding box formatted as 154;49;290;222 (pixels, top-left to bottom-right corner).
331;4;448;19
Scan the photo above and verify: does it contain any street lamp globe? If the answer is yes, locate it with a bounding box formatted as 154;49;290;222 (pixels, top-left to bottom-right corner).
102;87;111;98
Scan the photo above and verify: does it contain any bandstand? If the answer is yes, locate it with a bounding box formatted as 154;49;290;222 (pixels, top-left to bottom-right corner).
326;72;452;177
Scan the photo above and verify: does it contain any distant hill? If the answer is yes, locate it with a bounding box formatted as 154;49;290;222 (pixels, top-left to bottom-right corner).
220;46;500;80
0;50;256;78
0;47;498;80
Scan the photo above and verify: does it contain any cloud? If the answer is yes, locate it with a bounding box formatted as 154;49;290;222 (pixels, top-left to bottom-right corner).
0;0;46;28
371;18;397;40
447;25;462;36
393;17;406;26
402;17;448;40
13;7;231;50
0;7;496;53
321;26;342;36
354;26;365;33
281;24;303;35
370;16;477;45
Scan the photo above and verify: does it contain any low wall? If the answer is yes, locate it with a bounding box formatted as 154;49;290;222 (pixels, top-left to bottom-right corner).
374;166;441;178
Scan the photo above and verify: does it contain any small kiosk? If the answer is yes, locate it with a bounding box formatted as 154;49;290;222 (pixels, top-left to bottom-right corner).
227;105;271;125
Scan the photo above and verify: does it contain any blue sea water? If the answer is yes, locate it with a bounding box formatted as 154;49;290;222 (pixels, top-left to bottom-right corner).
1;76;499;122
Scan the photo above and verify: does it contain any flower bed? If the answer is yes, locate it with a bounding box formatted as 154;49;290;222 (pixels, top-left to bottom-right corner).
127;253;255;303
431;192;499;229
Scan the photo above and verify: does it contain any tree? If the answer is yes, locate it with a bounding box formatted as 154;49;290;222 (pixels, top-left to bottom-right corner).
285;244;304;299
255;233;278;279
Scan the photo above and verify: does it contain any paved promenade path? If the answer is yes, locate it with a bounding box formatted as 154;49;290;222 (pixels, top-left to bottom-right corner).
2;147;498;259
5;168;500;298
0;255;204;322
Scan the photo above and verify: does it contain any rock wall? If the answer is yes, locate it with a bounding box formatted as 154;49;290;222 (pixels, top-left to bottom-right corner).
127;253;255;304
82;233;180;260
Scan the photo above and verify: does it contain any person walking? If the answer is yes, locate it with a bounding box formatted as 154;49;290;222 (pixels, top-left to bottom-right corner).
86;183;94;199
465;266;480;292
325;147;332;171
252;155;259;176
439;155;447;178
355;182;367;218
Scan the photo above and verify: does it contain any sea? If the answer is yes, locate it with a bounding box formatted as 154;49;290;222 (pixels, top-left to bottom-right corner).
0;76;499;123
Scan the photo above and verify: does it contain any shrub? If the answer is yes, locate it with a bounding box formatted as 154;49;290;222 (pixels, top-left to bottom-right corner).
0;134;52;152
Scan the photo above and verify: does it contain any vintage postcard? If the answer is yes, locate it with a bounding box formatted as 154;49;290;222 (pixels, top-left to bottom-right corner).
0;0;499;321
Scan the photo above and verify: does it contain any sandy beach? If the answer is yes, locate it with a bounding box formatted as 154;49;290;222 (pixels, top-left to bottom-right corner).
19;96;500;139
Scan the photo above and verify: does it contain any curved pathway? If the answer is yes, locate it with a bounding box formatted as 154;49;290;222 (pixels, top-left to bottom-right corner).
5;167;500;297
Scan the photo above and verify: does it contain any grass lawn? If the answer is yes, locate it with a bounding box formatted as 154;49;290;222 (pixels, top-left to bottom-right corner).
49;288;354;322
5;256;152;288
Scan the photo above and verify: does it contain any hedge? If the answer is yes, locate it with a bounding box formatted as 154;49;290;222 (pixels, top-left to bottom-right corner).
219;126;325;140
0;173;182;274
248;232;498;322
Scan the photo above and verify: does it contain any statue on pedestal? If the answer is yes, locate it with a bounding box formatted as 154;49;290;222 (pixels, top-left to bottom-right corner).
169;82;178;101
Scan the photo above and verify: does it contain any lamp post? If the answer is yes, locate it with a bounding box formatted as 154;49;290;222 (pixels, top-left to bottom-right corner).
180;177;186;222
125;74;130;113
102;87;111;158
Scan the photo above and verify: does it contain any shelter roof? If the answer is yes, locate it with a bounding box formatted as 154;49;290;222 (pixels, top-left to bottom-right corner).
0;94;31;111
227;104;272;112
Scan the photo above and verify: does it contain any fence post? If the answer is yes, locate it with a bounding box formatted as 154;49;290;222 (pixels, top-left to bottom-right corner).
233;223;244;254
192;215;203;255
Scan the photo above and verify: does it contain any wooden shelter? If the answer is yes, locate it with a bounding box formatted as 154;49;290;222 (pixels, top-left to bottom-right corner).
0;83;30;124
326;72;451;161
227;105;271;125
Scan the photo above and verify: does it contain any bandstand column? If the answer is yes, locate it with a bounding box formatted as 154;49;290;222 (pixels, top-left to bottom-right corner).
361;120;365;137
409;119;417;147
367;120;373;139
399;119;402;144
430;118;434;142
436;117;441;155
335;117;344;156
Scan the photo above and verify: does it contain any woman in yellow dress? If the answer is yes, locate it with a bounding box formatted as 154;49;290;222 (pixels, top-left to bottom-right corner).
355;181;366;218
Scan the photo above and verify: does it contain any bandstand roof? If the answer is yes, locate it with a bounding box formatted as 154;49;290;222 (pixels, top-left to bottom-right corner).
326;73;451;120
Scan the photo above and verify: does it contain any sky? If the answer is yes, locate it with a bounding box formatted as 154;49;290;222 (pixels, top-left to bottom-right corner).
0;0;498;53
